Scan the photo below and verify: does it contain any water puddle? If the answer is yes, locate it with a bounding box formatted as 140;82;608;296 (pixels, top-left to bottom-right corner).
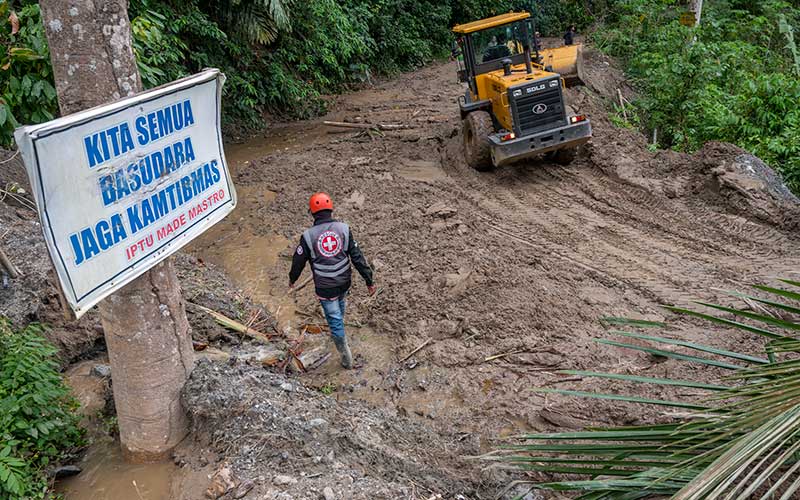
58;361;178;500
56;438;176;500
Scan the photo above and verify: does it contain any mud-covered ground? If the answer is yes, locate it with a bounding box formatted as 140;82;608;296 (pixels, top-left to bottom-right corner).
4;47;800;500
180;54;800;497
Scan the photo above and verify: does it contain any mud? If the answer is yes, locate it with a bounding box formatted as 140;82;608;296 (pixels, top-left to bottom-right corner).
4;46;800;500
58;360;188;500
178;360;511;499
188;56;800;448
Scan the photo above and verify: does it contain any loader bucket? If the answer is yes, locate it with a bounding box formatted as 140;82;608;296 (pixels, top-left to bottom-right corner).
539;44;584;87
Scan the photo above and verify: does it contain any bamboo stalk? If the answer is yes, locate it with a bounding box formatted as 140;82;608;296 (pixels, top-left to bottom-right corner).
400;338;433;362
192;303;274;343
0;245;21;278
323;120;405;131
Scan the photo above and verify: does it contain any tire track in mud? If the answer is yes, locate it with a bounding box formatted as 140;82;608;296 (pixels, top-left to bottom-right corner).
438;137;800;309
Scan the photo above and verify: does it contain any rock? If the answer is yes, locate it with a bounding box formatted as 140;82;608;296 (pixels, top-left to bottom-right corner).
53;465;82;479
91;364;111;378
241;347;283;365
307;418;328;429
196;347;232;363
344;190;366;209
206;463;237;499
424;201;457;218
233;479;255;499
279;382;294;392
272;474;298;486
322;487;336;500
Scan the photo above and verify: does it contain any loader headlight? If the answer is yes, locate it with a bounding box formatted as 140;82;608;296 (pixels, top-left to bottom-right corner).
512;90;522;97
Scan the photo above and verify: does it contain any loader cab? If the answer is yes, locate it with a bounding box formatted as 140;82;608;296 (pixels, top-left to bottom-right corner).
451;12;592;171
452;12;535;96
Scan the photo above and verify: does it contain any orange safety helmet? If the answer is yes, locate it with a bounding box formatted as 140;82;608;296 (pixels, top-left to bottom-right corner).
309;192;334;214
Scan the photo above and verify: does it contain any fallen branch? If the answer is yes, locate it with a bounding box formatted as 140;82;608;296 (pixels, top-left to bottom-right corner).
617;88;627;121
290;275;314;295
400;338;433;362
192;303;275;344
0;245;21;278
363;286;384;305
484;350;524;363
323;120;405;131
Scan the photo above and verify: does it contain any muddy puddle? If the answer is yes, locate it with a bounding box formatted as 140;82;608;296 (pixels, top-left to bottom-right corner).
58;361;179;500
58;127;458;499
193;136;463;420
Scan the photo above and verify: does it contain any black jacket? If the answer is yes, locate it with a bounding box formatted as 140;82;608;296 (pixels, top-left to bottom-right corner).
289;212;374;298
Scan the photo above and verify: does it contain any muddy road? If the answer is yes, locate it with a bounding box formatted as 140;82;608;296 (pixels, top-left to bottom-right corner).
188;57;800;462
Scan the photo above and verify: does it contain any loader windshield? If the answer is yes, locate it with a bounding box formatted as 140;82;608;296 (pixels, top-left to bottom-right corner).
473;22;526;64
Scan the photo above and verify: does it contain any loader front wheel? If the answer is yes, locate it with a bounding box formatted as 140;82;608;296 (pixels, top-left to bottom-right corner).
552;147;577;165
462;111;494;171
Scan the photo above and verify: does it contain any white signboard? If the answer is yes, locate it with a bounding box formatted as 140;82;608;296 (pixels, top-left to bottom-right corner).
14;69;236;317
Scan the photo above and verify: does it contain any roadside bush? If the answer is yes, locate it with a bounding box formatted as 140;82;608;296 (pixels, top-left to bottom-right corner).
2;0;596;143
0;319;84;499
0;2;57;148
592;0;800;193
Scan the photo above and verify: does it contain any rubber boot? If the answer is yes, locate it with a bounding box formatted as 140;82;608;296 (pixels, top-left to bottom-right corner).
332;336;353;369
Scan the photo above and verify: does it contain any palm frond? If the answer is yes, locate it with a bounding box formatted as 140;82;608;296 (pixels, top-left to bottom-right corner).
502;280;800;499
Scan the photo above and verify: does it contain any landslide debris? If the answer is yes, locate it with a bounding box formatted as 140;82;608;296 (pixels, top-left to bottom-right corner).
179;360;511;500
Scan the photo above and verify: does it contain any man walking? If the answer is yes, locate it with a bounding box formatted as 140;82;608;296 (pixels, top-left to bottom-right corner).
289;192;375;369
564;25;576;46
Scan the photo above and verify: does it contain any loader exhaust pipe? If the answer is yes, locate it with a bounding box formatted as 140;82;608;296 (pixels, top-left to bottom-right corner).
502;58;513;76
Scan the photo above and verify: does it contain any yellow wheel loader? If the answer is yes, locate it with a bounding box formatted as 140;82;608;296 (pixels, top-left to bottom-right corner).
452;12;591;171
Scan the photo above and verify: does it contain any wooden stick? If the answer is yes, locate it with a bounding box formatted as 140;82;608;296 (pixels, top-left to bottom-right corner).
617;88;627;121
323;120;405;131
0;245;21;278
192;303;275;343
400;338;433;362
290;275;314;295
484;350;524;362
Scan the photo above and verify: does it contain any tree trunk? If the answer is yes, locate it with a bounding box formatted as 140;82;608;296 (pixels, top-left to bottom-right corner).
40;0;194;462
693;0;703;26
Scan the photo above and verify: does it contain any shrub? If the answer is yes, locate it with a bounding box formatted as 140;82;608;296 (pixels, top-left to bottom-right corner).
592;0;800;194
0;320;84;499
0;2;57;148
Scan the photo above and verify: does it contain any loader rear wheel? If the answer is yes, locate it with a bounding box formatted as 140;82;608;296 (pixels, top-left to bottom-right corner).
462;111;494;171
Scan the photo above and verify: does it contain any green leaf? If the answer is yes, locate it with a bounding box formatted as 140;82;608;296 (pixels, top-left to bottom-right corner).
611;331;769;364
558;370;730;391
693;301;800;332
533;388;709;410
9;47;42;61
596;339;744;370
601;317;667;328
665;306;786;340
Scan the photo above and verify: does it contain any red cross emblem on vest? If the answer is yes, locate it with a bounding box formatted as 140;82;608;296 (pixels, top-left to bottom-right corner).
317;230;342;257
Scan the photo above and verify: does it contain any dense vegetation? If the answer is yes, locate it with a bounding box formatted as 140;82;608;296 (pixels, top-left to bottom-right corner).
1;0;588;143
593;0;800;192
2;0;798;189
0;320;83;499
